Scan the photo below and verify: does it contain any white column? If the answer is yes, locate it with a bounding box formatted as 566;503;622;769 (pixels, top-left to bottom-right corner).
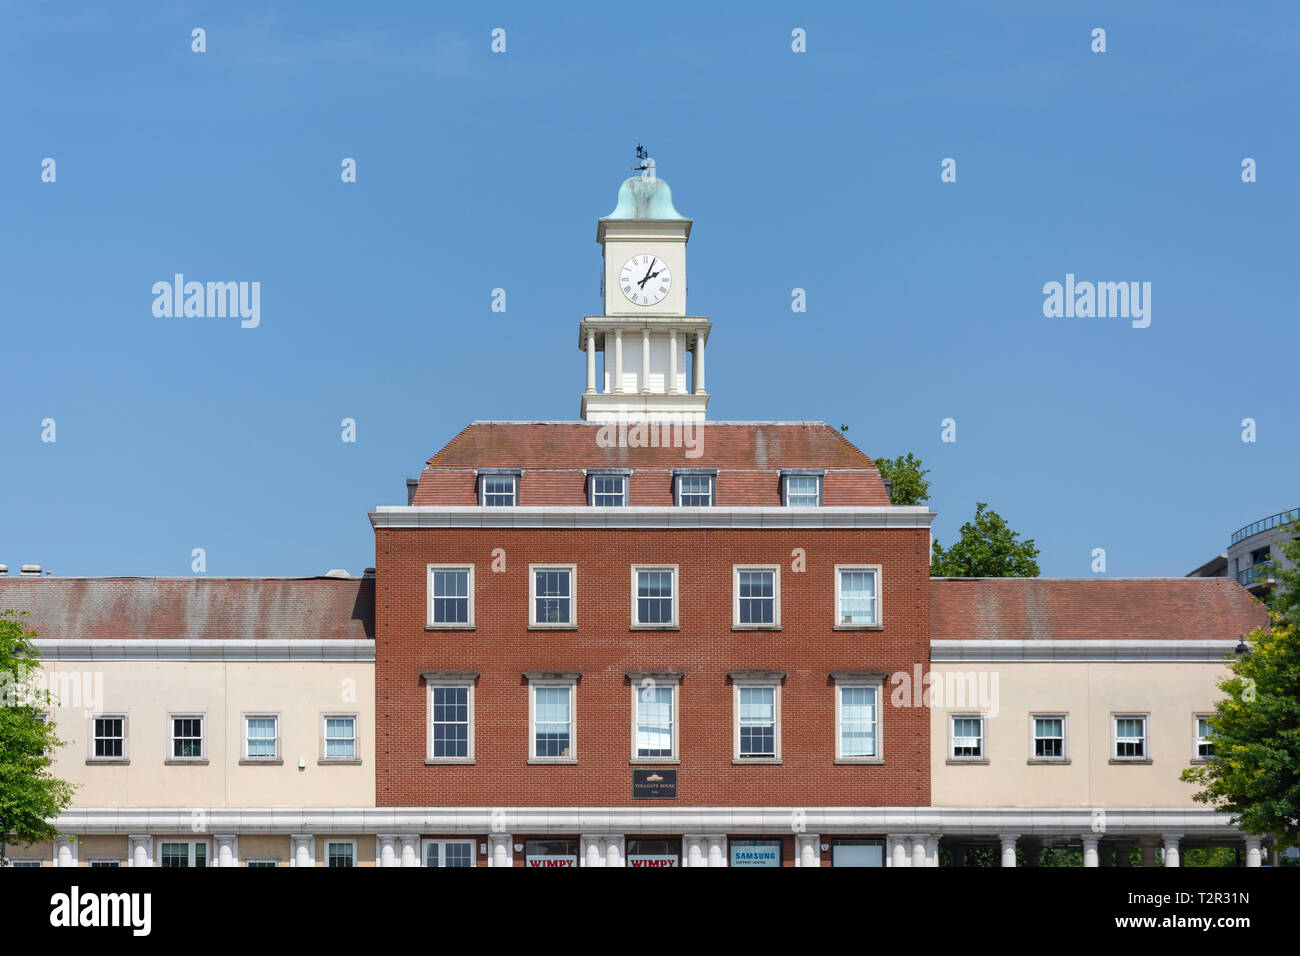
668;329;679;393
707;836;727;867
683;835;707;868
290;834;315;868
999;834;1020;868
911;837;927;868
585;329;596;394
1161;833;1182;868
926;835;940;867
580;835;604;867
1081;835;1100;868
128;835;152;868
641;328;651;393
606;835;624;868
55;835;77;867
888;834;909;868
399;834;420;867
214;834;238;868
613;329;624;393
795;834;820;868
1244;836;1263;868
692;333;706;394
487;834;513;868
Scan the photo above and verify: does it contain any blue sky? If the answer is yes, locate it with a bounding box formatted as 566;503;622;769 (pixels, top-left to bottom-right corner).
2;0;1296;578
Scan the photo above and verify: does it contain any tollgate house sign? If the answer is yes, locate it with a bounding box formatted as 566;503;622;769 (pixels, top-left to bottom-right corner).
632;769;677;799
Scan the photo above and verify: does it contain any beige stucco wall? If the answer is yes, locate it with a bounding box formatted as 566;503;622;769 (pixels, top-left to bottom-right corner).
37;660;374;809
930;661;1224;807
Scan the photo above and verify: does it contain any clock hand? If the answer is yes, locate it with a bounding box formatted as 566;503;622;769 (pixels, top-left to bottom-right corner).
638;258;657;287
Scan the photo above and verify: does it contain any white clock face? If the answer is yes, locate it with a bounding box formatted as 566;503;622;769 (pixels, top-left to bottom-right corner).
619;254;672;306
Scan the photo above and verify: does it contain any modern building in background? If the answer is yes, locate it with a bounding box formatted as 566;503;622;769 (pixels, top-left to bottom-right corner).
3;170;1276;867
1188;507;1299;598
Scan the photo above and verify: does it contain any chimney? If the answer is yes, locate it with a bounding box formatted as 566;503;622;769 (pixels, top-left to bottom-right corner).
406;477;419;506
20;564;42;577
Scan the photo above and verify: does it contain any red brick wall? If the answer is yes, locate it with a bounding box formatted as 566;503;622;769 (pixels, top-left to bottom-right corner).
375;527;931;808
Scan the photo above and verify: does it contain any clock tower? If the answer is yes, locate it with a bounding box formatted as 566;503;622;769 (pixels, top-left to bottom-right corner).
579;166;711;422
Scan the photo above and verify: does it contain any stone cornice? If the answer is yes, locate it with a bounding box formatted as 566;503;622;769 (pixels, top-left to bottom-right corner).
930;640;1239;662
32;639;374;662
50;806;1245;837
370;505;935;530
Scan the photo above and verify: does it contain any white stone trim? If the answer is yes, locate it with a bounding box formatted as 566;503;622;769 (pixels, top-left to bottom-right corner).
50;806;1251;838
33;639;374;662
371;505;935;530
930;640;1239;662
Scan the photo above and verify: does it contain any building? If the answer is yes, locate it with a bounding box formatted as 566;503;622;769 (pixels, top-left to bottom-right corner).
5;167;1276;867
1188;507;1299;597
4;576;377;867
929;577;1268;866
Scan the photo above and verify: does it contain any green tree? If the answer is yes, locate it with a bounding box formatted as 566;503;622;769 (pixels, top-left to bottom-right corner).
1181;617;1300;851
931;502;1041;577
1263;517;1300;626
875;453;931;506
0;608;76;861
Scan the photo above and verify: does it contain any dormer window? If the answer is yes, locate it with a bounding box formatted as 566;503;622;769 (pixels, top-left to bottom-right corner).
588;470;631;506
673;469;716;506
780;469;824;507
478;469;521;506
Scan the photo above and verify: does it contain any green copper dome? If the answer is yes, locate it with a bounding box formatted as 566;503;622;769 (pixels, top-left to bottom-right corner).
603;176;688;221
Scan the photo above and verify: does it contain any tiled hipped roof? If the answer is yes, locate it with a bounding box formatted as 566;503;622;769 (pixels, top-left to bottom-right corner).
413;421;890;506
930;578;1267;642
0;577;374;641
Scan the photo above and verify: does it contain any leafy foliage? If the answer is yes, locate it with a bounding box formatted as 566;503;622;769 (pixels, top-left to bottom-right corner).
1181;615;1300;850
0;608;76;855
930;502;1041;577
875;452;931;506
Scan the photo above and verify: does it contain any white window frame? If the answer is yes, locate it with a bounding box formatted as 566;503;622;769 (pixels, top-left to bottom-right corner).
88;859;123;867
674;472;716;506
1111;713;1149;761
528;676;578;764
629;677;680;763
1193;713;1215;763
732;678;782;763
88;714;128;763
833;675;884;763
587;471;630;506
427;564;475;628
949;714;986;761
425;676;476;764
529;564;577;628
781;471;823;506
834;565;881;628
9;860;43;867
242;713;280;762
325;840;357;867
1029;713;1068;762
167;713;205;762
733;565;781;629
156;839;210;868
478;470;519;506
320;713;358;762
422;839;476;868
631;564;679;629
244;859;279;868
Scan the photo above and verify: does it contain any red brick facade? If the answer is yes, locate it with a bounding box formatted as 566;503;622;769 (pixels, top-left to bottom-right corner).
374;524;932;808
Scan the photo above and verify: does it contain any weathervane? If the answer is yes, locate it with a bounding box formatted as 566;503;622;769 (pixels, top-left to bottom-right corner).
632;144;657;180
